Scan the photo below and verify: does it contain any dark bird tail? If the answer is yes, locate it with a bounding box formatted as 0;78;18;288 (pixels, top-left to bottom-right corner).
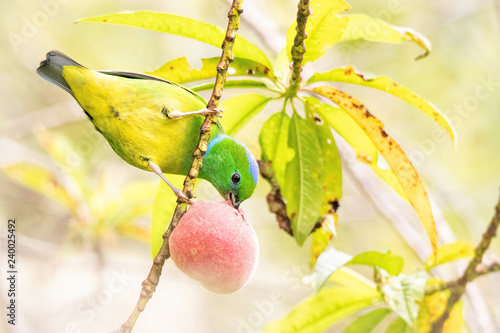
37;50;85;96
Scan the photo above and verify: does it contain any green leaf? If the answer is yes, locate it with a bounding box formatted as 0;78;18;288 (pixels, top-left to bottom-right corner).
385;317;416;333
259;111;291;187
349;251;404;276
343;308;392;333
284;112;324;245
191;79;269;92
147;57;274;84
307;67;455;145
286;0;350;64
424;241;475;270
219;94;271;136
2;163;77;214
304;97;407;200
312;86;438;257
313;249;404;292
339;14;431;59
262;283;381;333
150;178;183;259
79;12;273;69
379;270;428;327
305;100;342;215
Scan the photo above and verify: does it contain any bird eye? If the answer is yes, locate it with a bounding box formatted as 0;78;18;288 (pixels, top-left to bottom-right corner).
231;172;241;185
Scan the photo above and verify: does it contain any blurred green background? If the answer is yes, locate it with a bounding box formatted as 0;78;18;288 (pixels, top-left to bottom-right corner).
1;0;499;332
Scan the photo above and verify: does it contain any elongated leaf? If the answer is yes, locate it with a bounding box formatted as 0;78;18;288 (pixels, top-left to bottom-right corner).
331;267;378;290
262;283;381;333
343;308;391;333
424;241;475;270
385;317;415;333
305;100;342;215
150;177;183;259
339;14;431;59
306;99;342;265
313;249;404;292
304;97;407;200
379;269;428;326
313;86;438;257
79;12;273;69
416;279;464;332
284;112;324;245
308;67;455;144
2;163;77;213
147;57;274;84
219;94;271;136
285;0;350;64
349;251;404;276
259;112;291;187
191;79;268;92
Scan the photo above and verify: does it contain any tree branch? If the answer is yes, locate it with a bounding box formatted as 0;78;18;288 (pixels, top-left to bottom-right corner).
429;189;500;332
113;2;243;332
286;0;310;98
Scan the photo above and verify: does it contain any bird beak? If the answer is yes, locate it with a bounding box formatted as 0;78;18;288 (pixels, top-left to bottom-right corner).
229;191;241;209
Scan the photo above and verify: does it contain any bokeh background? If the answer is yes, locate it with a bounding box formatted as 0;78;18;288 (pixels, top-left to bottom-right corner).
1;0;499;332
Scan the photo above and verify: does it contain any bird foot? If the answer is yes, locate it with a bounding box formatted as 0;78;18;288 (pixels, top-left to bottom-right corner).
168;108;223;119
200;108;224;118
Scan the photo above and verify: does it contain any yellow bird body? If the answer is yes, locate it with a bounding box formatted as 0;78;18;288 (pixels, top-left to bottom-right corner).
62;66;220;176
38;50;258;207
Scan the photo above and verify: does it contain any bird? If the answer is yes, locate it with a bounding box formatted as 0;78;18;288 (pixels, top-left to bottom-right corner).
37;50;258;208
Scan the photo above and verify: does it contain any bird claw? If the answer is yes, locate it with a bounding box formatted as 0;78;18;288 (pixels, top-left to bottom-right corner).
202;108;224;118
174;189;194;205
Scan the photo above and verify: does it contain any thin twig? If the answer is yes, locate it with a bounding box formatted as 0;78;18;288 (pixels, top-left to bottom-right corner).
429;189;500;332
113;2;243;332
425;261;500;295
286;0;310;98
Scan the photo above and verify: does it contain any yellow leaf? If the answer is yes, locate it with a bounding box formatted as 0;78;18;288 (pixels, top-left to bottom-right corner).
311;226;334;268
308;67;455;146
424;241;475;270
416;279;464;332
312;86;437;257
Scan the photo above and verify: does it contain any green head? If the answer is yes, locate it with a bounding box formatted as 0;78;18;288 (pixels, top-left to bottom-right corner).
200;134;259;208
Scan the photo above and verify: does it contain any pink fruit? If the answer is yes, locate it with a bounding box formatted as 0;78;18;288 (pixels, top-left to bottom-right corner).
169;200;259;294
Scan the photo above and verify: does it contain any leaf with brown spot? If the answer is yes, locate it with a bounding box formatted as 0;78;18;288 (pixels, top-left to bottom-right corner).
147;57;275;84
310;227;333;268
305;99;342;217
313;86;438;257
304;97;407;200
308;67;456;147
284;112;325;245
